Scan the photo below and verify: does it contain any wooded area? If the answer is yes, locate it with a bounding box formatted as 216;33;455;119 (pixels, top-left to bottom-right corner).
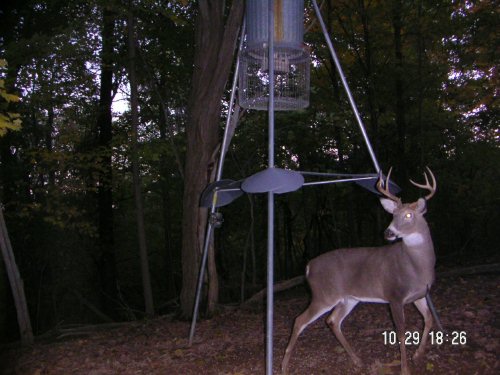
0;0;498;346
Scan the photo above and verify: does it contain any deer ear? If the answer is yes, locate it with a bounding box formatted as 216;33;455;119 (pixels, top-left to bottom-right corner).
416;198;427;214
380;198;398;214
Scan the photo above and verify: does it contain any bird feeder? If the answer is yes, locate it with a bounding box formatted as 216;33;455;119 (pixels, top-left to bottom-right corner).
239;0;310;111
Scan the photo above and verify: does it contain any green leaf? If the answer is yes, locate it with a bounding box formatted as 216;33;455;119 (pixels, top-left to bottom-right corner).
0;91;21;102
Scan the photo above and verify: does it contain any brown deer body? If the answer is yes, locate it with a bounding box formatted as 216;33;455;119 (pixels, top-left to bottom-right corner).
281;168;437;375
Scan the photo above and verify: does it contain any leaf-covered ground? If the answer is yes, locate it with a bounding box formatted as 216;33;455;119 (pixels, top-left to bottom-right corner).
1;273;498;375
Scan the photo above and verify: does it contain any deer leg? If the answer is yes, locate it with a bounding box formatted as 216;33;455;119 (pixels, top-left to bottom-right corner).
413;297;433;360
326;298;362;367
281;300;336;375
390;302;410;375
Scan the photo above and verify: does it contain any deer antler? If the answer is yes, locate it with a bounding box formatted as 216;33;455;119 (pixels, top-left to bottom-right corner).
376;167;401;204
409;166;437;200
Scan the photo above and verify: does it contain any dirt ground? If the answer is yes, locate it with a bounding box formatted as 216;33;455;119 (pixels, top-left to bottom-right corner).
1;272;498;375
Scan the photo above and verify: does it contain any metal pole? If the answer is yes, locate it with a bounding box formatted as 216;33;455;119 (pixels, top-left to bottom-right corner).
188;214;214;346
216;19;246;181
188;20;246;346
266;1;275;374
311;0;381;173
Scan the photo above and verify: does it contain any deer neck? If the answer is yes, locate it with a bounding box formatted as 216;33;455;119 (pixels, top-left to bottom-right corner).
402;230;431;248
401;222;432;248
401;225;436;283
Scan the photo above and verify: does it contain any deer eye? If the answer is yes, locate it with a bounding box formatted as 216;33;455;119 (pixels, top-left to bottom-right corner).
405;212;413;219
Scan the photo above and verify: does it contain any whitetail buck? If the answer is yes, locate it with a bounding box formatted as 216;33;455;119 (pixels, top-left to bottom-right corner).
281;167;437;375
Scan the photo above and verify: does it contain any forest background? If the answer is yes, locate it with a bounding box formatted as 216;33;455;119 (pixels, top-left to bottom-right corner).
0;0;498;343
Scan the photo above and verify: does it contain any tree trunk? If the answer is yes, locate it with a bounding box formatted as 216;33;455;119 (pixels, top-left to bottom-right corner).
206;235;219;315
415;0;425;166
143;52;184;301
0;205;33;344
325;1;346;166
45;97;55;187
179;0;244;318
96;6;118;317
392;0;406;170
359;0;380;155
128;11;155;318
158;107;177;300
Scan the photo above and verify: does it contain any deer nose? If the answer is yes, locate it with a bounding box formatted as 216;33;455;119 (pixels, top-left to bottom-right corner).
384;228;397;240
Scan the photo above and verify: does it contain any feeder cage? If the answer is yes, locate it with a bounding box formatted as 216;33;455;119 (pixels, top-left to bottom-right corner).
239;0;310;111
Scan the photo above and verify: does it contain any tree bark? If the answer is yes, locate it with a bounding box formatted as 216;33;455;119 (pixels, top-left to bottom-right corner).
158;107;178;300
415;0;425;166
0;205;34;344
392;0;406;169
359;0;380;155
96;6;118;317
128;11;155;318
179;0;244;318
142;51;183;300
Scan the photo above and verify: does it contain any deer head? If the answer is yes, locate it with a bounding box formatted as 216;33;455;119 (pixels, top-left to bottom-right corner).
377;167;437;244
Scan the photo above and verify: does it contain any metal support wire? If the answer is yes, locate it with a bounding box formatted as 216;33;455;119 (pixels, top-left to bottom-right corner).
311;0;381;174
299;171;377;187
266;1;275;373
188;19;246;347
302;176;376;187
299;171;377;178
